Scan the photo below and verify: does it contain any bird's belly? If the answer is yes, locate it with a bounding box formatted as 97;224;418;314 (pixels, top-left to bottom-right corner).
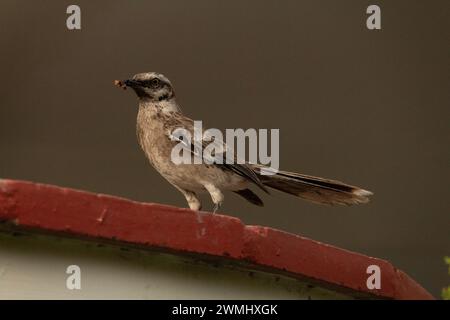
138;124;248;192
154;160;248;192
148;150;248;191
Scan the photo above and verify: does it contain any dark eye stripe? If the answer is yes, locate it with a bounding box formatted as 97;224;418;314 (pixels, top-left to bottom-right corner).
141;78;163;88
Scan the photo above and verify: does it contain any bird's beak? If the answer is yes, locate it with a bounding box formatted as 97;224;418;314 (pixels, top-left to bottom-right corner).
123;79;141;88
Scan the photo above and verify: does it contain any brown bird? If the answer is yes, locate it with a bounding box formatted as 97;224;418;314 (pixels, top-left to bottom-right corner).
117;72;373;212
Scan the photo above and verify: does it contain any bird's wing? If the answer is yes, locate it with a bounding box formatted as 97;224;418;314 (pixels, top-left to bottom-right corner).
164;113;268;193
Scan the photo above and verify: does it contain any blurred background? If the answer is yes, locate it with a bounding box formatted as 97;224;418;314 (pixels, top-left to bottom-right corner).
0;0;448;297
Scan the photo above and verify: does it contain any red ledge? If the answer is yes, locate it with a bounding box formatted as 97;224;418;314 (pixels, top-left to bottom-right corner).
0;179;433;300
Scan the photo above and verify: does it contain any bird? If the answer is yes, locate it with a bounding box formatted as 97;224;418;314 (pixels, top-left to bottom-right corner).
115;72;373;212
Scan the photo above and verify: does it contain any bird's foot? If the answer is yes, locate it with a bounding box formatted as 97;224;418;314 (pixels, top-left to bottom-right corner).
212;202;222;214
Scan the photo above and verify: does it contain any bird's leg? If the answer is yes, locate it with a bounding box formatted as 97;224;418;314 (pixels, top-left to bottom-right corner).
212;202;222;214
188;196;202;211
174;186;202;211
204;183;224;214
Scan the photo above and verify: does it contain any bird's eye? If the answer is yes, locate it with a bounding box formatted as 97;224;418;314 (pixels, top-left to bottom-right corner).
150;78;160;87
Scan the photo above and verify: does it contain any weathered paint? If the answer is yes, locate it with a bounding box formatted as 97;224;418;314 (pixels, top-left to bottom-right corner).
0;179;434;299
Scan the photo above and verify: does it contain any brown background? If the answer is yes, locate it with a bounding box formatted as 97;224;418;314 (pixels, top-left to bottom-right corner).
1;0;448;297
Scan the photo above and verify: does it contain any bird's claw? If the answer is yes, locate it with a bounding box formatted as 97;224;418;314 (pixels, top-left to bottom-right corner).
212;202;222;214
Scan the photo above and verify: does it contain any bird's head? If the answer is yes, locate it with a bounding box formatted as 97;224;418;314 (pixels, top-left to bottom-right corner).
120;72;175;102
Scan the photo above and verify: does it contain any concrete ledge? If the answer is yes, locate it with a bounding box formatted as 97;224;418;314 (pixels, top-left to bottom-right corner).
0;179;433;299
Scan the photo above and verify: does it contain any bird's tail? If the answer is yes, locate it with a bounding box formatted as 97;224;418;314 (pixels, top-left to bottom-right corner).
253;165;373;206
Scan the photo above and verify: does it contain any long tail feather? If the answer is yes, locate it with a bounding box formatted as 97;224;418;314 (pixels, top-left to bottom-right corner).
253;166;373;206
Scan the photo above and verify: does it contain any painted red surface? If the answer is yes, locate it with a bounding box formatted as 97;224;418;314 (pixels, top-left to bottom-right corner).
0;179;433;299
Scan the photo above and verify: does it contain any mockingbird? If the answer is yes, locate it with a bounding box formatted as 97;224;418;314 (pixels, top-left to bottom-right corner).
116;72;372;212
